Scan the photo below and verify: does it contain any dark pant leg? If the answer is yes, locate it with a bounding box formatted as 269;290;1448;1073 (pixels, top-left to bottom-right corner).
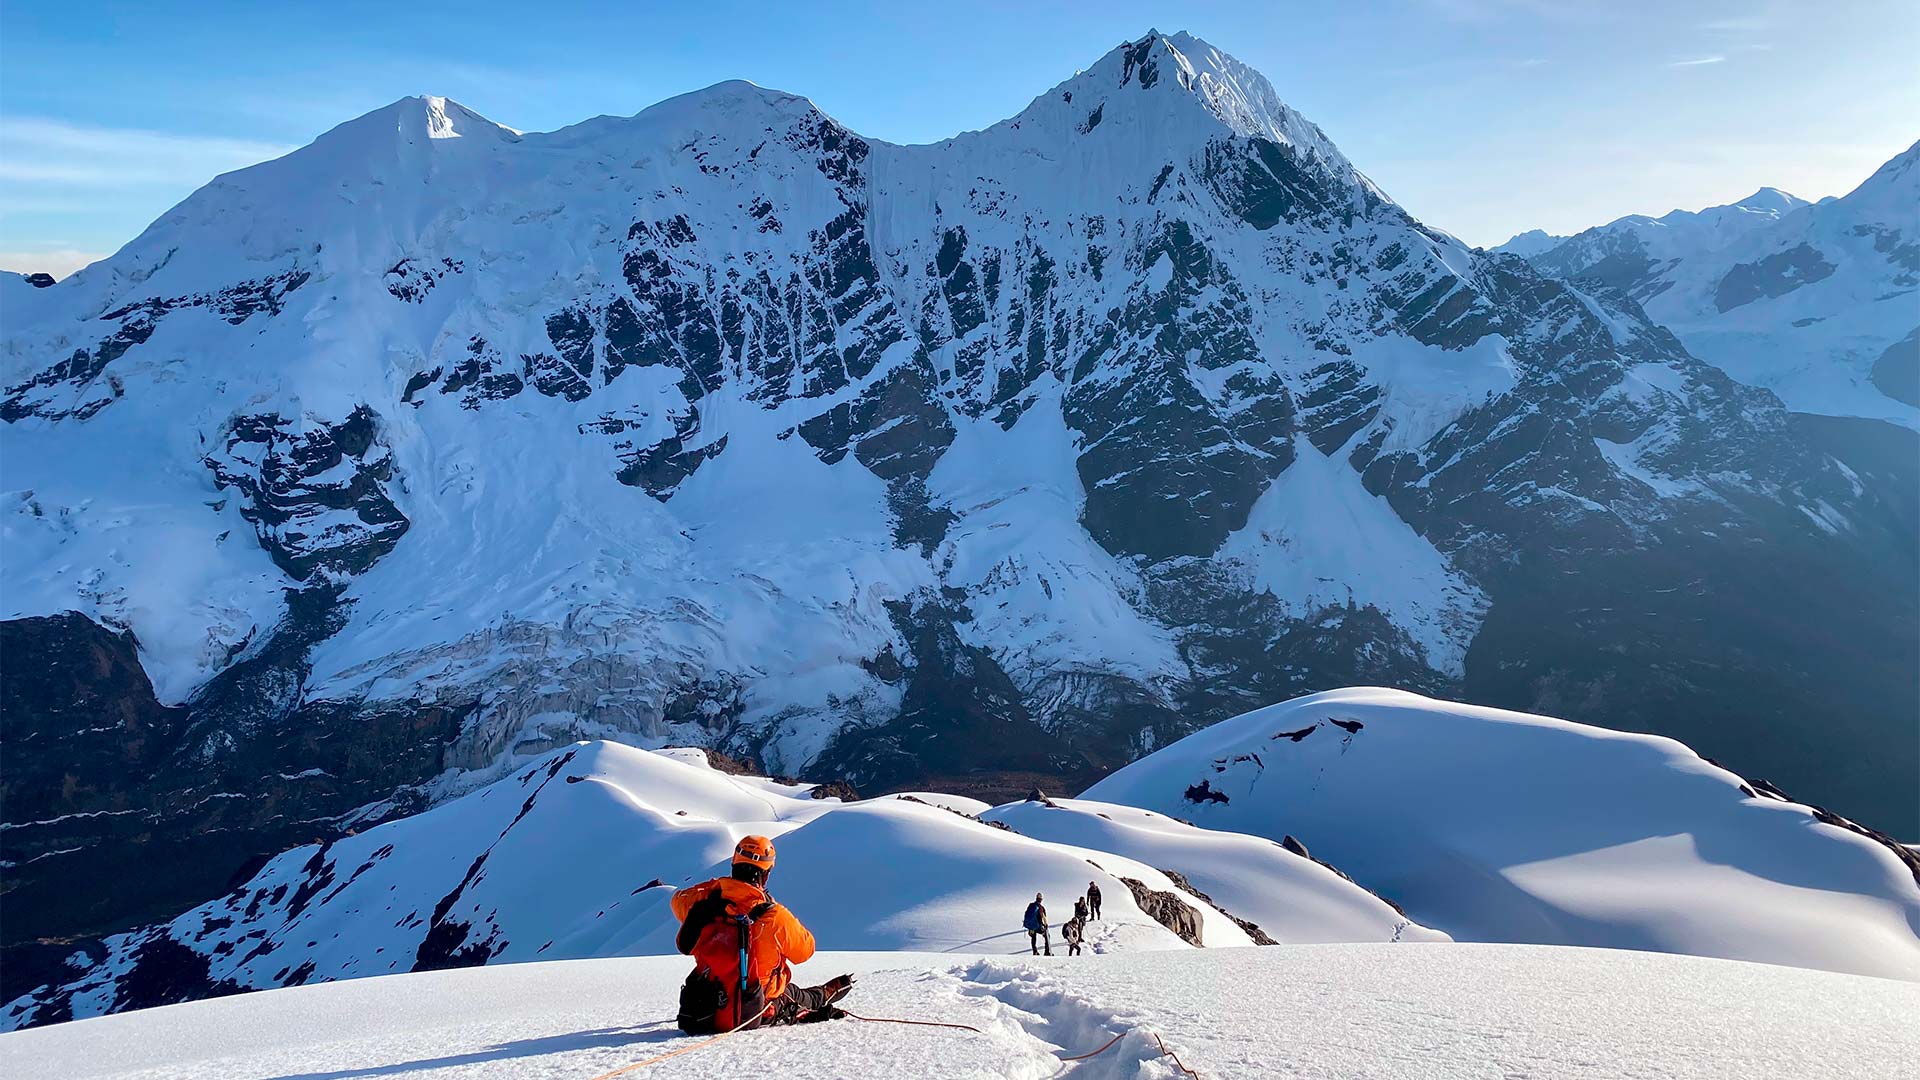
1029;930;1040;954
765;983;834;1027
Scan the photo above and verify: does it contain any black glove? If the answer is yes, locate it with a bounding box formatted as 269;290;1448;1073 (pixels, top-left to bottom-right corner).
675;888;728;955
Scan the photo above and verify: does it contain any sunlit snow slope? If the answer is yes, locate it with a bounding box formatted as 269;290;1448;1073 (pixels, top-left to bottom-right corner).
1084;688;1920;980
5;947;1916;1080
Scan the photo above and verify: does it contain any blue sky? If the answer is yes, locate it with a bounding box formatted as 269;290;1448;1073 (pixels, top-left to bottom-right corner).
3;0;1915;275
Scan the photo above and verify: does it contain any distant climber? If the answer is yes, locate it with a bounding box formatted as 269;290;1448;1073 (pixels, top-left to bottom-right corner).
1024;892;1052;956
1073;896;1090;923
670;835;855;1034
1086;880;1102;920
1063;912;1086;956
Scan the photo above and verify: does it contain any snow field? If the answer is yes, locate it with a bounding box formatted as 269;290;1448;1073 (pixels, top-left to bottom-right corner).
7;945;1916;1079
1085;688;1920;979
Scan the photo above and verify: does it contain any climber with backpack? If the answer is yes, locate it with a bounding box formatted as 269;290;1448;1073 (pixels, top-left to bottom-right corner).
670;834;855;1034
1063;912;1086;956
1023;892;1052;956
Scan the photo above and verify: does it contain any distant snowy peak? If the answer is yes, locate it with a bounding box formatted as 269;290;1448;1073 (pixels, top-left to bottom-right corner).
1492;228;1566;257
608;79;834;138
1540;186;1810;266
1520;139;1918;422
1732;186;1807;213
342;95;523;143
239;93;520;182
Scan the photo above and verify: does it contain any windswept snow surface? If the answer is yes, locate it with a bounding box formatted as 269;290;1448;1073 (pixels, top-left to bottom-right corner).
5;946;1916;1080
1085;688;1920;981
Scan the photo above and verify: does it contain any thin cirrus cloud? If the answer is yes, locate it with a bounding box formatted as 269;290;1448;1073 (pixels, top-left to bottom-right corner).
0;117;295;189
1668;55;1728;68
1700;16;1773;33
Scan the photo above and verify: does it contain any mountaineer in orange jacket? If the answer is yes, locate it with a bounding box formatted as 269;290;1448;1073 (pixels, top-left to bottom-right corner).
669;834;854;1034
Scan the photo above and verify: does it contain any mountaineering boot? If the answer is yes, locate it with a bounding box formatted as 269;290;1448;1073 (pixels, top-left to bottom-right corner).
821;973;856;1005
770;973;857;1025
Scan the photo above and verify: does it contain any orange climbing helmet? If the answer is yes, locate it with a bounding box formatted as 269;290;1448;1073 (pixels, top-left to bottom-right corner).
733;834;776;871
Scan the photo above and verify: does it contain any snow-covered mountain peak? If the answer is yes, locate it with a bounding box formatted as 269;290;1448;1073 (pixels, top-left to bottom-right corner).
1147;30;1348;161
304;93;520;156
31;94;538;308
987;30;1358;177
1492;228;1567;257
1732;186;1806;212
618;78;824;132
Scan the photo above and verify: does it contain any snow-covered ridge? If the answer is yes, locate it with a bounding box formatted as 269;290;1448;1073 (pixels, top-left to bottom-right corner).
1085;688;1920;981
8;688;1916;1032
4;723;1438;1030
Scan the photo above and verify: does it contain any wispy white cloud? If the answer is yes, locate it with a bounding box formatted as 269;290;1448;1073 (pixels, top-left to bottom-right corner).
1700;16;1772;33
0;248;107;279
0;118;294;189
1668;55;1728;68
1418;0;1615;23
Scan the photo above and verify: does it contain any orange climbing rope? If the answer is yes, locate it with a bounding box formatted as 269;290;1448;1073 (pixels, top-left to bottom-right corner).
841;1009;984;1033
1151;1030;1203;1078
583;1012;761;1080
1057;1030;1127;1061
1054;1027;1201;1077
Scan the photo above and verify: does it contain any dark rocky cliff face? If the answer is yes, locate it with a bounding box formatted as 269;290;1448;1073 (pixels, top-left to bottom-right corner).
0;606;466;1003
